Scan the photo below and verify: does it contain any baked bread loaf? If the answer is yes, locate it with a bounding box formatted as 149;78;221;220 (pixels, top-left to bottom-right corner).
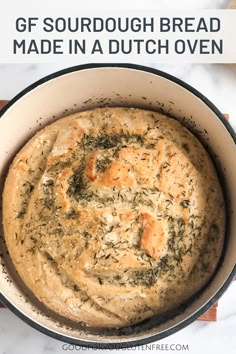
2;107;225;328
227;0;236;9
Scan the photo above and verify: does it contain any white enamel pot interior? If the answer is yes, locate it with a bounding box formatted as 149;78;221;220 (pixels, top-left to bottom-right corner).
0;64;235;348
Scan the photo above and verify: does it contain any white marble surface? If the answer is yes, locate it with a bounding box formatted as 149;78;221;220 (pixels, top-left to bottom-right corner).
0;0;236;353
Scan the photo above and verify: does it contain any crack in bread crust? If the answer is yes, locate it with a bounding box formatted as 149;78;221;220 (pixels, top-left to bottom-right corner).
2;107;225;328
42;250;126;323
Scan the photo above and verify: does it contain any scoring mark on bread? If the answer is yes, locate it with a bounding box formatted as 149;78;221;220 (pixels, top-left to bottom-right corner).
42;250;126;323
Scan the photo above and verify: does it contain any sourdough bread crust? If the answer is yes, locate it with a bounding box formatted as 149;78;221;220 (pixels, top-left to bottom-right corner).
2;107;225;328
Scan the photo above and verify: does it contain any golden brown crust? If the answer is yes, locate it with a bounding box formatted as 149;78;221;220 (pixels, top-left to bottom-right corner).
2;107;225;327
140;213;166;261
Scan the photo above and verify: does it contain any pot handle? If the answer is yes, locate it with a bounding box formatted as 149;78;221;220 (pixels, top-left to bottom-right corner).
0;100;9;111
